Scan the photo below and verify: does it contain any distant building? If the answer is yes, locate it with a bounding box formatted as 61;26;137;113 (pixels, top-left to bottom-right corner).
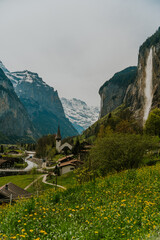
55;126;73;153
57;155;74;164
59;161;76;175
57;155;83;175
0;183;31;203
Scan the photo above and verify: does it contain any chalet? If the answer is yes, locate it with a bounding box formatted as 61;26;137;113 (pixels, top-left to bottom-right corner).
58;159;83;175
0;183;31;203
55;126;73;153
59;161;76;175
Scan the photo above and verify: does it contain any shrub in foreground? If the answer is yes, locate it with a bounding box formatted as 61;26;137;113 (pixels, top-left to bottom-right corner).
90;133;159;176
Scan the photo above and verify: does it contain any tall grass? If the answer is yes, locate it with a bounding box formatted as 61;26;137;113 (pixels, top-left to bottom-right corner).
1;164;160;239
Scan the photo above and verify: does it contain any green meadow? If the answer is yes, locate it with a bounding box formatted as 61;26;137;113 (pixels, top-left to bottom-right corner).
1;164;160;239
0;174;40;189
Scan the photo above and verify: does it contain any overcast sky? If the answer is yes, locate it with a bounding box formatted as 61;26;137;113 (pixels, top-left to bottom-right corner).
0;0;160;106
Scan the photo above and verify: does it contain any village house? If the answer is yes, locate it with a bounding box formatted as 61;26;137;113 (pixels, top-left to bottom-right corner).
54;126;86;175
0;183;31;203
57;155;83;175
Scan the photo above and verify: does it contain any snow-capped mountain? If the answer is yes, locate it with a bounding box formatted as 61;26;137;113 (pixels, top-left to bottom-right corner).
0;61;20;88
61;98;99;133
0;61;78;138
0;66;37;142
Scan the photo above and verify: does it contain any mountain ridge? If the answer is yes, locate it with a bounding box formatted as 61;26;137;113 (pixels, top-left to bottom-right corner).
0;62;78;139
0;68;37;143
61;97;99;134
99;66;137;118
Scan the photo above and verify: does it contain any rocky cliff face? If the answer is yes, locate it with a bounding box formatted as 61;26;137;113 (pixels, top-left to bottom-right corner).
61;97;99;133
7;70;78;138
0;68;36;142
125;27;160;125
99;67;137;118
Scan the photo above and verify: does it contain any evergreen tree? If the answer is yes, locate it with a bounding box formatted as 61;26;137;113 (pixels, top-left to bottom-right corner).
0;145;4;153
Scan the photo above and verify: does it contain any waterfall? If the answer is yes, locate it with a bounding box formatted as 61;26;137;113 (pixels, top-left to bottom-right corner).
143;48;153;123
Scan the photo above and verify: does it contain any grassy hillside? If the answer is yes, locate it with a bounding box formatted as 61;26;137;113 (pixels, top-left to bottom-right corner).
0;174;41;189
1;164;160;239
82;104;141;141
47;172;76;189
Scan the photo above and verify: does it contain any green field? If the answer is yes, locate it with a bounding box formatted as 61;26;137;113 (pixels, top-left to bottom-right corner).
0;174;41;189
1;164;160;239
27;177;54;193
48;171;76;188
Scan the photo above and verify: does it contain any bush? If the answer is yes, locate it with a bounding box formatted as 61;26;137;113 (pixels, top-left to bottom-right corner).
14;162;28;169
90;133;159;176
145;108;160;136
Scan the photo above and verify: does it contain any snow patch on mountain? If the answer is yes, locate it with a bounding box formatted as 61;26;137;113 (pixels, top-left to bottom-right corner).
61;97;99;133
11;70;51;88
0;61;20;88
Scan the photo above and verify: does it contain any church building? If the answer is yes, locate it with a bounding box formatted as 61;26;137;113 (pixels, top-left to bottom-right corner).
55;126;73;153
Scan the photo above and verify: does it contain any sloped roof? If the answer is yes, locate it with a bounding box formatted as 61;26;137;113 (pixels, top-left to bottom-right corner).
70;159;83;164
59;161;76;167
59;159;83;168
57;154;74;162
0;182;31;200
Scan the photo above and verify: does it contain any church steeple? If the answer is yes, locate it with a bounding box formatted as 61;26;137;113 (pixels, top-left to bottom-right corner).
56;125;62;153
56;125;61;141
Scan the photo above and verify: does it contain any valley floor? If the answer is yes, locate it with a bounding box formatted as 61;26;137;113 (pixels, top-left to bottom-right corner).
1;164;160;239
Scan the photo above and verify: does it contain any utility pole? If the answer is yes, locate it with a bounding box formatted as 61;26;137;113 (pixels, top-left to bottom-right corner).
10;194;12;205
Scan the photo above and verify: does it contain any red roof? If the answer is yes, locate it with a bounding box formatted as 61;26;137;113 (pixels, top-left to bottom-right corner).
70;159;83;164
59;159;83;167
58;154;74;162
59;161;76;167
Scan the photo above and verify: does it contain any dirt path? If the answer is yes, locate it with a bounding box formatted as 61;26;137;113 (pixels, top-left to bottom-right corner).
42;175;66;190
24;175;44;190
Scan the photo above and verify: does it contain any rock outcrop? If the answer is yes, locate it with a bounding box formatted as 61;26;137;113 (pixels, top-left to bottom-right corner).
0;68;36;142
125;27;160;125
99;27;160;126
99;67;137;118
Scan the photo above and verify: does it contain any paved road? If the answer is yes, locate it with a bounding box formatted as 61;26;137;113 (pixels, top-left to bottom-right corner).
24;152;38;171
0;152;38;173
